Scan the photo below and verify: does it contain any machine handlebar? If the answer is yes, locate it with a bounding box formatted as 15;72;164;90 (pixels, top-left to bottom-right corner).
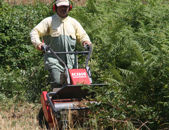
41;44;92;84
41;44;92;54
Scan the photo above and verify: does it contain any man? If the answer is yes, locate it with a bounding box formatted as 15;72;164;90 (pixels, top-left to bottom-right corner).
30;0;91;87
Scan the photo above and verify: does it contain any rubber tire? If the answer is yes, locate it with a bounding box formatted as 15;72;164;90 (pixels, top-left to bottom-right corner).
38;107;50;129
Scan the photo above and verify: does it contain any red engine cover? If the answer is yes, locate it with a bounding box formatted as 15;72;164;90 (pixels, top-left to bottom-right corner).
69;69;91;85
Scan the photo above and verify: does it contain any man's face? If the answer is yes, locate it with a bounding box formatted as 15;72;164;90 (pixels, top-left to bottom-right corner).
57;6;69;18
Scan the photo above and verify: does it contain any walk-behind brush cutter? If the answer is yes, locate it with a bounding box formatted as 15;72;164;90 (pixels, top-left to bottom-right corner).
40;44;105;129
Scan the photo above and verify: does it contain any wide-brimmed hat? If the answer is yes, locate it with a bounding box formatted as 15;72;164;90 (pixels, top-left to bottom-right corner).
56;0;69;7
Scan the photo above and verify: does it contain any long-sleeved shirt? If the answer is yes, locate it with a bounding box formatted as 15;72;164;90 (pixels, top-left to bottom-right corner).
30;14;91;71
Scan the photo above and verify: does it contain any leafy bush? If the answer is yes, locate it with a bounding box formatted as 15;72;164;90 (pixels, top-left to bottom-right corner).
0;0;51;102
70;0;169;129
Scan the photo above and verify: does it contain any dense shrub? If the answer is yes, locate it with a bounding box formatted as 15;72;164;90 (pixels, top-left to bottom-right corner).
0;0;51;102
70;0;169;129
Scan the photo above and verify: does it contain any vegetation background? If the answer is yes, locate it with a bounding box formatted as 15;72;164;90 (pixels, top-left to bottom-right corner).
0;0;169;129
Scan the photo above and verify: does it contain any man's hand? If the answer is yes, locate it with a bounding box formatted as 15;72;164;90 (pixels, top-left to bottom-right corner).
37;43;45;51
82;41;92;46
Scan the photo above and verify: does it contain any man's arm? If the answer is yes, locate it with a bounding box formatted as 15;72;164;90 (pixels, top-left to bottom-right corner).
73;19;92;46
30;17;51;50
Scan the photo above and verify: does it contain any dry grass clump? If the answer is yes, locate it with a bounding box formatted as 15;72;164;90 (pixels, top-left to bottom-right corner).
0;102;42;130
0;101;95;130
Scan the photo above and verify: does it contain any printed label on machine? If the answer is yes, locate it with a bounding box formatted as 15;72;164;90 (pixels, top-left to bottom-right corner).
69;69;91;85
71;72;87;78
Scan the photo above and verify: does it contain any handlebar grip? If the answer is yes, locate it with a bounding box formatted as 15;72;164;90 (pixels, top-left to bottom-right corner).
41;44;48;52
84;44;92;51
